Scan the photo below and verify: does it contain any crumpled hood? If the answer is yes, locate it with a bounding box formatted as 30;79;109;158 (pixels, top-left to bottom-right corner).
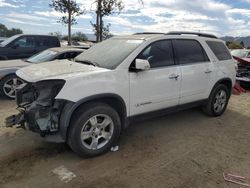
16;59;108;82
0;59;29;69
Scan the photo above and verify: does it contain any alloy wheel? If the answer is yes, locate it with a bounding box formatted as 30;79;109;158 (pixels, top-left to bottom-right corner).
3;77;24;99
213;90;227;113
80;114;114;150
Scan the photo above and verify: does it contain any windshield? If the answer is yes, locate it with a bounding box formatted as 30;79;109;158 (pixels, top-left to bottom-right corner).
0;35;20;47
27;49;58;63
75;38;144;69
231;50;249;58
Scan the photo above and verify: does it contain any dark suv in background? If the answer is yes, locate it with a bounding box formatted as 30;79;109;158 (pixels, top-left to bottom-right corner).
0;34;60;60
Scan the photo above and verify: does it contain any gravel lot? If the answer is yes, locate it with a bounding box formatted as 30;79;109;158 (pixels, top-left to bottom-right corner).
0;93;250;188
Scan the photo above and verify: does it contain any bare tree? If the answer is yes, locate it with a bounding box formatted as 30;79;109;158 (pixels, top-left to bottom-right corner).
92;0;124;42
50;0;85;45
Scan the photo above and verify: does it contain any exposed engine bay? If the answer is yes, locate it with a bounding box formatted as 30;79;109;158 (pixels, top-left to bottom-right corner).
5;79;66;137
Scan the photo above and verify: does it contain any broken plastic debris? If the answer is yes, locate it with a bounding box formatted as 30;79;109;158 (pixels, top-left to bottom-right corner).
110;146;119;152
52;165;76;183
223;172;250;187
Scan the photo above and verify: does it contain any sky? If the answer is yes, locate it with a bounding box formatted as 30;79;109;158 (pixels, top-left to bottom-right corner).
0;0;250;37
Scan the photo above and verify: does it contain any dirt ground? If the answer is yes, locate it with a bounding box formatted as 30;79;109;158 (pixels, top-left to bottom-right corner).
0;92;250;188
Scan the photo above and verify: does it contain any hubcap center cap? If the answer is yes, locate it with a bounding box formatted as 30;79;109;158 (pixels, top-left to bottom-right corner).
93;127;101;135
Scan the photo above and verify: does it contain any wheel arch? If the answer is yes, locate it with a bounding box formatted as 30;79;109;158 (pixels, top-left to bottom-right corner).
210;78;233;96
59;93;127;141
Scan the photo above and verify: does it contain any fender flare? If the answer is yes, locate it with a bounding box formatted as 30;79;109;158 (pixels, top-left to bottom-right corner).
58;93;127;141
209;77;233;97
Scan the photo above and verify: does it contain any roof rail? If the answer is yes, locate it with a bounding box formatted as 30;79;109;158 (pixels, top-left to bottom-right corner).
133;32;165;35
165;31;218;39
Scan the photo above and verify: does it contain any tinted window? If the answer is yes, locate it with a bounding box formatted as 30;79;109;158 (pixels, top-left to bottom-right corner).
36;36;59;47
206;41;232;61
137;40;174;68
57;52;81;60
174;39;209;64
14;36;35;48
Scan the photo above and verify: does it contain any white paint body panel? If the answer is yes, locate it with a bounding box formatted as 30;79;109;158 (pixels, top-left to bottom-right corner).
16;34;236;117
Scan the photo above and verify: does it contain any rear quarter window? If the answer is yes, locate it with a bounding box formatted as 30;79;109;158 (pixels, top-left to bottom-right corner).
206;41;232;61
36;36;60;47
173;39;209;65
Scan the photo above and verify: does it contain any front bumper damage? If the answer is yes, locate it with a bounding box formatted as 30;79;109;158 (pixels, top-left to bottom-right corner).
5;80;68;143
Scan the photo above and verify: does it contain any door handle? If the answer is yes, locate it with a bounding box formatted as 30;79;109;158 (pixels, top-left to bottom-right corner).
169;74;179;80
204;69;212;74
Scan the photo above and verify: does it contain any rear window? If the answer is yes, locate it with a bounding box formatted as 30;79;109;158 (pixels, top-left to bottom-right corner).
206;41;232;61
173;39;209;65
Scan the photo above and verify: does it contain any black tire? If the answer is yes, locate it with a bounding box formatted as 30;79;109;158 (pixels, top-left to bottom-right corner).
0;74;24;99
68;102;121;158
202;84;230;117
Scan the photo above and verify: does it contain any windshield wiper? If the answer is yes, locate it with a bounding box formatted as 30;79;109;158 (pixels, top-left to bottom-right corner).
75;60;99;67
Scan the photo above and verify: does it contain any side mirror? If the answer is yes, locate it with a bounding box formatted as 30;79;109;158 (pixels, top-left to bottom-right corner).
135;59;150;71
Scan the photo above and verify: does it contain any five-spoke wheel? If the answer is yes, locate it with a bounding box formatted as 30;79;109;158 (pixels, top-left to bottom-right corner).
0;75;24;99
68;102;121;157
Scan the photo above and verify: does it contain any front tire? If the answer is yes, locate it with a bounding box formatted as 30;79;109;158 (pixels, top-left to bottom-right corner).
68;102;121;158
203;84;230;117
0;75;24;99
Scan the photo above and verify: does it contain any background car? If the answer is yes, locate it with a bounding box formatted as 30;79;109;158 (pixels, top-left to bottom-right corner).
0;34;60;60
0;47;84;99
231;49;250;59
0;37;7;43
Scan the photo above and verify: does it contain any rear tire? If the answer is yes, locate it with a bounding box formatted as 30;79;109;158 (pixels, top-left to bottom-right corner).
202;84;230;117
68;102;121;158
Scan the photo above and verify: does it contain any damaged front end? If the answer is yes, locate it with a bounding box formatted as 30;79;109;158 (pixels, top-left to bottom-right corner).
5;79;66;140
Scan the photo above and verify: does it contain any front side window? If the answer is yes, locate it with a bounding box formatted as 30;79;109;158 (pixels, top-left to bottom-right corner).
14;37;35;48
206;41;232;61
174;39;209;64
137;40;175;68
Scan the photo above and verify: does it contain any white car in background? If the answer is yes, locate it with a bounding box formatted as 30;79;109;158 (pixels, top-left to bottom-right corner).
0;47;84;98
6;32;236;157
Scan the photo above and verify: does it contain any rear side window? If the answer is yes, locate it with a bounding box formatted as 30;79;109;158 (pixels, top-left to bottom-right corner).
137;40;175;68
36;36;59;47
174;39;209;65
206;41;232;61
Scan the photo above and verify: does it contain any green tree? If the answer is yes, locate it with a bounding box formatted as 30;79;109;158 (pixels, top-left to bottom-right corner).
240;41;245;48
72;32;88;41
49;31;63;39
226;41;244;49
50;0;85;45
92;0;124;42
0;23;23;37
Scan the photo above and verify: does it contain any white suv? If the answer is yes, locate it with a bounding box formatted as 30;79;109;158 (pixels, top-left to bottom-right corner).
6;32;236;157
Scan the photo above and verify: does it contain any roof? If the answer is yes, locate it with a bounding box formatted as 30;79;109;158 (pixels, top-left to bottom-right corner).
113;31;219;40
114;34;164;40
15;34;58;38
49;47;85;53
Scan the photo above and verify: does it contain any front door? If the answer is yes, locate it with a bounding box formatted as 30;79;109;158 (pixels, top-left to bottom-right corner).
8;36;35;59
129;40;181;116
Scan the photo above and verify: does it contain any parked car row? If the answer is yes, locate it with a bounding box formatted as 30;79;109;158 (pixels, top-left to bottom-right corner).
5;32;236;157
0;47;85;98
0;34;60;60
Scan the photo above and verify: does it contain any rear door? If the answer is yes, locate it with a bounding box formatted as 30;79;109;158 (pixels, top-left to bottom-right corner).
173;39;213;104
129;40;181;116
